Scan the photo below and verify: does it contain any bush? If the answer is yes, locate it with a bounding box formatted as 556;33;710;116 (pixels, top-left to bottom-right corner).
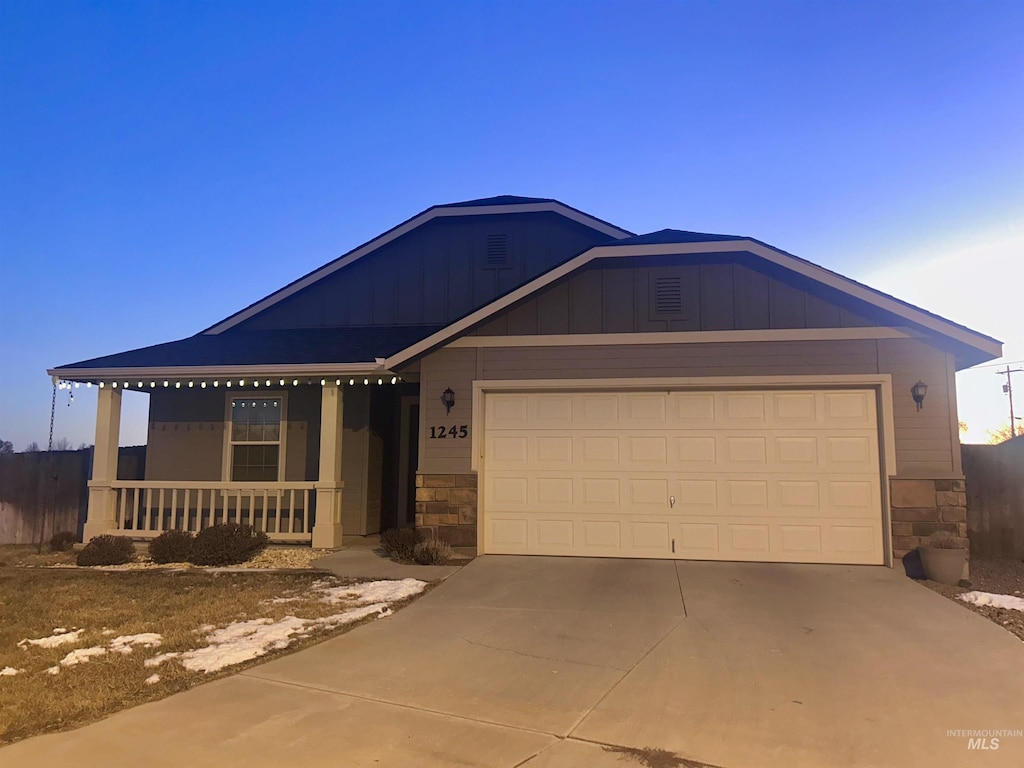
188;523;269;566
77;535;136;566
413;539;453;565
380;527;422;562
49;531;76;552
927;530;968;549
149;529;195;564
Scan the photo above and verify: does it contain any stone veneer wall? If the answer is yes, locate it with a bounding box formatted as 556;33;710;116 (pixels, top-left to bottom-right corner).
415;474;478;549
890;478;968;560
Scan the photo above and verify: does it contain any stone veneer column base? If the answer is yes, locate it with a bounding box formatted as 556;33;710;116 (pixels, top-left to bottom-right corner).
415;474;478;552
890;478;968;562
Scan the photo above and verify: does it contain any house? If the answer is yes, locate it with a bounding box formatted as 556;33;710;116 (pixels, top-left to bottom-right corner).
49;195;1002;565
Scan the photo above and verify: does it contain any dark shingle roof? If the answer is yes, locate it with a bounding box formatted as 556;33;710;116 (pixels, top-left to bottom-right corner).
608;229;747;245
55;326;443;371
435;195;556;208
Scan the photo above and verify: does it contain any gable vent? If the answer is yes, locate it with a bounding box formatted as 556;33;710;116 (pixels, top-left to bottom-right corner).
654;276;683;315
485;234;508;267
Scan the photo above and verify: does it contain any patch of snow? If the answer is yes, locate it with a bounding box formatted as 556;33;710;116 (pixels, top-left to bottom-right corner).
145;674;160;685
317;578;427;605
109;633;163;654
959;591;1024;612
178;603;392;674
18;629;84;649
56;646;107;668
1;666;25;676
52;627;67;634
101;629;115;636
46;666;60;675
145;652;180;668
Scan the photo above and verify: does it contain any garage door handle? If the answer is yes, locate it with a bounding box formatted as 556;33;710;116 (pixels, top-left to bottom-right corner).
669;496;675;508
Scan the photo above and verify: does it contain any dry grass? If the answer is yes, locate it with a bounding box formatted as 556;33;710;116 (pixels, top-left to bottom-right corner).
0;543;77;568
0;566;427;744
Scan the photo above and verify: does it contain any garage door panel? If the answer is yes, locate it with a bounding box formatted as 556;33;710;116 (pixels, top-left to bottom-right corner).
482;388;884;564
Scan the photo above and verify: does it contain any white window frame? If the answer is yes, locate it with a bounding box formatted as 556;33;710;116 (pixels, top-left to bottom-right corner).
222;391;289;483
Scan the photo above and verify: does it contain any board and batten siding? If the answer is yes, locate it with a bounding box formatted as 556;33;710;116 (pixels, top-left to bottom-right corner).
469;260;886;337
236;213;613;331
417;337;959;479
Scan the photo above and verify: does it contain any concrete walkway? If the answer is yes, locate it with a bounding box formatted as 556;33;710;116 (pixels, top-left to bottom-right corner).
5;557;1024;767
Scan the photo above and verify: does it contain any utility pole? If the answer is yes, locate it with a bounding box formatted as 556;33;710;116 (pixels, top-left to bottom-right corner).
997;366;1024;438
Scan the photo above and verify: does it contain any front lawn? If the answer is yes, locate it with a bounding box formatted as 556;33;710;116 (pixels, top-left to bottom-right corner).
0;567;427;744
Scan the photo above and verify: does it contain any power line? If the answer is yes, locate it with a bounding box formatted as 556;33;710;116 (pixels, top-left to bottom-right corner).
996;366;1024;438
962;359;1024;371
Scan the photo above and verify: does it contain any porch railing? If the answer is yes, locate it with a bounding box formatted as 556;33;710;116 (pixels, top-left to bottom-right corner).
110;482;316;542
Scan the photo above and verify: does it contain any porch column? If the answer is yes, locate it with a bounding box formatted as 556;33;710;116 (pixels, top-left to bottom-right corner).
312;382;345;548
84;386;122;541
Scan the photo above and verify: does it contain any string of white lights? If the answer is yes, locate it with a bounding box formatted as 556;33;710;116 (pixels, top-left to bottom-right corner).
57;376;401;390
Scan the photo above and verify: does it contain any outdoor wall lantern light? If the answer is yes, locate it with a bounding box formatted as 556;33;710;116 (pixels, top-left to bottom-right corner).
441;387;456;414
911;380;928;411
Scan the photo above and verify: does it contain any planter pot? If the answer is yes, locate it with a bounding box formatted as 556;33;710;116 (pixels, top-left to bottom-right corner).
918;546;968;585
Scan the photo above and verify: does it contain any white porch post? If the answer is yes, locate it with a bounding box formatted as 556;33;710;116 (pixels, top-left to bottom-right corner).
312;382;345;548
84;387;122;541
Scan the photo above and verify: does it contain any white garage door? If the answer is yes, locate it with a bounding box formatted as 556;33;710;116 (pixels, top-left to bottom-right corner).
481;389;884;564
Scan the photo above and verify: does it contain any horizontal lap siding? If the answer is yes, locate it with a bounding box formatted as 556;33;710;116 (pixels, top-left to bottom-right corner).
419;348;478;474
877;338;957;476
420;337;957;478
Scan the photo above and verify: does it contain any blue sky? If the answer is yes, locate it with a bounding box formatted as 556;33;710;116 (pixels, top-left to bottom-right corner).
1;0;1022;449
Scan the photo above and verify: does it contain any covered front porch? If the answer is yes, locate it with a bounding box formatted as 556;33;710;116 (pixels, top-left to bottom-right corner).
56;365;418;549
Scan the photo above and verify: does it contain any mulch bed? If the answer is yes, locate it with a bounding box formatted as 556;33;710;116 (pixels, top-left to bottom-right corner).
921;557;1024;642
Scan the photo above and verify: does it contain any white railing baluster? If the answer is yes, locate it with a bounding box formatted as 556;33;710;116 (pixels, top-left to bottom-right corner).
104;482;314;542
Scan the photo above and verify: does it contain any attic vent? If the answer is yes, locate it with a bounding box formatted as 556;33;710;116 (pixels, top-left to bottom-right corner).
654;276;683;315
485;234;508;267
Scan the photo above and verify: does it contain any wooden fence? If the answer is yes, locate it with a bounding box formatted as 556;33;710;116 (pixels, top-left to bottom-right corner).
963;437;1024;558
0;447;145;545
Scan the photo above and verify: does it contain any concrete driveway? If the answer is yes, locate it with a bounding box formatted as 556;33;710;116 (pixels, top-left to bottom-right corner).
5;557;1024;767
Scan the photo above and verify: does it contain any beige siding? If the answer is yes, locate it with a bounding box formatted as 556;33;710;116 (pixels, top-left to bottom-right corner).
419;347;477;474
340;387;371;534
365;431;384;534
146;390;225;481
420;336;958;478
876;337;957;477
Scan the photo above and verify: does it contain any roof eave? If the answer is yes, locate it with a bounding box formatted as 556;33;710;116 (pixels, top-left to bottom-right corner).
47;361;390;383
384;238;1003;369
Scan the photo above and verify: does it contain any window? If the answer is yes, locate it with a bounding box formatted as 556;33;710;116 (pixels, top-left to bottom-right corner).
228;396;284;482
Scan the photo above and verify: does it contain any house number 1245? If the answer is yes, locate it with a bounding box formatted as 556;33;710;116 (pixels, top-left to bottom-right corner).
429;425;468;439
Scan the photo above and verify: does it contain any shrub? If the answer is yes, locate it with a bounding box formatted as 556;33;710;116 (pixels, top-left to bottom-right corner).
380;527;422;562
189;523;269;566
927;530;968;549
49;531;76;552
76;535;136;566
149;529;195;564
413;539;453;565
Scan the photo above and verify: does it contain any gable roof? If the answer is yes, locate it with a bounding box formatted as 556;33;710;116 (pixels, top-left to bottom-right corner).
202;196;634;335
384;232;1003;370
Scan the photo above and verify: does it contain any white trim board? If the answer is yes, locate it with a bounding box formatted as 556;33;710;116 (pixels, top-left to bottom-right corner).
447;327;918;349
385;239;1002;369
202;201;632;335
